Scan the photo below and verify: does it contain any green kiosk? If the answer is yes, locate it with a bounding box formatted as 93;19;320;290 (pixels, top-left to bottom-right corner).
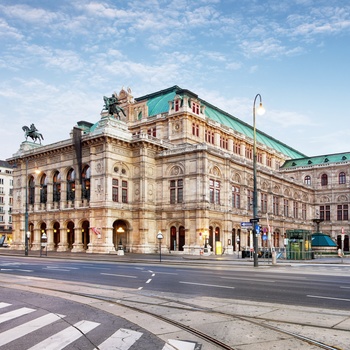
286;229;313;260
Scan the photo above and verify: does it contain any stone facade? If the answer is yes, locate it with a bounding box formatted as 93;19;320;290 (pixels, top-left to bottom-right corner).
7;86;348;254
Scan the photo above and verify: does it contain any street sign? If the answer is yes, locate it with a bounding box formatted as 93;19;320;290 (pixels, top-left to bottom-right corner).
255;225;260;234
241;222;252;228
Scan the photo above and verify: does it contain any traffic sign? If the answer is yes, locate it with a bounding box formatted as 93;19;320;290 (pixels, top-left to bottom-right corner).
241;222;252;228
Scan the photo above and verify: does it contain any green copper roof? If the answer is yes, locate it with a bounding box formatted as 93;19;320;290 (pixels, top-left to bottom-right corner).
281;152;350;169
136;86;306;159
311;233;337;247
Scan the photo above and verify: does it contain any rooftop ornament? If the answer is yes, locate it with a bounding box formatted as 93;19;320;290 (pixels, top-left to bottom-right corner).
103;93;126;119
22;124;44;144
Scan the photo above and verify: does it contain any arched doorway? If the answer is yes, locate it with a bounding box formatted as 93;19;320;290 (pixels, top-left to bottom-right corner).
67;221;75;249
209;226;220;254
179;226;185;251
82;220;90;250
53;222;60;249
170;226;176;250
113;220;127;250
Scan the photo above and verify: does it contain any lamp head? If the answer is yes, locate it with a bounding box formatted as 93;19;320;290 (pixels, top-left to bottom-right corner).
257;102;265;116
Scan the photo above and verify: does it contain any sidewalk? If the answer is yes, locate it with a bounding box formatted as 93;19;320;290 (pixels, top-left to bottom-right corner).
1;247;349;266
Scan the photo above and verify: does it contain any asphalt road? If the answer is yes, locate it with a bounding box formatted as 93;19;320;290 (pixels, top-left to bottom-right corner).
1;256;350;310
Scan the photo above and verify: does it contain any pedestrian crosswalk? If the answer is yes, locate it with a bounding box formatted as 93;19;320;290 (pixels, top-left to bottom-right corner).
0;301;200;349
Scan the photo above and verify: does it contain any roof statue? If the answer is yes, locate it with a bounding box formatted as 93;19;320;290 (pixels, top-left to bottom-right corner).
103;93;126;119
22;124;44;144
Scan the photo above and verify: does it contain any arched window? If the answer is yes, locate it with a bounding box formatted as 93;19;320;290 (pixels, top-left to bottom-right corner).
40;174;48;203
53;171;61;202
304;175;311;185
321;174;328;186
82;165;91;200
28;176;35;205
67;168;75;201
339;172;346;184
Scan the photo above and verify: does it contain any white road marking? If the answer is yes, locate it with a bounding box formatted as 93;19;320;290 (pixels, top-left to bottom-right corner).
221;276;275;283
0;313;65;347
101;273;137;278
163;339;197;350
0;302;11;309
179;281;235;289
0;307;36;324
146;279;152;283
96;328;143;350
28;320;100;350
307;295;350;302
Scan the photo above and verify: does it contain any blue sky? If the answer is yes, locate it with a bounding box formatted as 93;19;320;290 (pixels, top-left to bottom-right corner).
1;0;349;160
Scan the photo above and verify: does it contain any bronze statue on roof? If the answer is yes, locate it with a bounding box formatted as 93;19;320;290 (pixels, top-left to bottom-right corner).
103;93;126;119
22;124;44;144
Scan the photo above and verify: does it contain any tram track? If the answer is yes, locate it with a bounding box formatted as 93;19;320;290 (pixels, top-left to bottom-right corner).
1;278;347;350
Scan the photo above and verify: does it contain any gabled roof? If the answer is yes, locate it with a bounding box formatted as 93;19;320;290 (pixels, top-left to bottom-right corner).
136;86;306;159
281;152;350;169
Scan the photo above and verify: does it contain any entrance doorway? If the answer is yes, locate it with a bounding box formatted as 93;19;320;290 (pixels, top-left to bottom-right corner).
169;226;185;251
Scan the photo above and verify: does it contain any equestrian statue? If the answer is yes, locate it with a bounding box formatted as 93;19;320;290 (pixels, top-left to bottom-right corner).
22;124;44;144
103;93;126;119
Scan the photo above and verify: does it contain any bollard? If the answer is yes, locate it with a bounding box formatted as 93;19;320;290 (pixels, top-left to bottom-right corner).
272;251;277;265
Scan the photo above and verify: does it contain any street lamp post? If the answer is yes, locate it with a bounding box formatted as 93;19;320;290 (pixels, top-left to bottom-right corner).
252;94;265;267
157;231;163;262
24;159;29;256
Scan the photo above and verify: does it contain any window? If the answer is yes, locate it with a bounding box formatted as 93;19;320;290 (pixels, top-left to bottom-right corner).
260;193;267;213
234;142;241;155
273;196;279;215
232;186;240;209
321;174;328;186
339;172;346;184
304;175;311;185
82;165;91;200
174;99;180;112
147;128;156;137
0;196;3;204
320;205;330;221
302;203;307;220
0;179;3;185
170;179;183;204
29;176;35;205
205;130;214;144
192;123;199;137
337;204;348;221
257;152;263;164
220;136;228;150
209;179;220;204
283;199;289;217
53;171;61;202
67;168;75;201
247;190;253;211
192;102;199;115
112;179;128;203
0;187;3;194
122;180;128;203
40;174;47;204
293;201;298;218
266;156;272;167
112;179;119;202
245;147;253;160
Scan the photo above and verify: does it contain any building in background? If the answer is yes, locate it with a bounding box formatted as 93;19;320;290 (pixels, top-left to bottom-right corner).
6;86;349;254
0;160;13;246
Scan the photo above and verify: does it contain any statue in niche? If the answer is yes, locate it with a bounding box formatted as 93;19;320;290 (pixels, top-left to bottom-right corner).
103;93;126;119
